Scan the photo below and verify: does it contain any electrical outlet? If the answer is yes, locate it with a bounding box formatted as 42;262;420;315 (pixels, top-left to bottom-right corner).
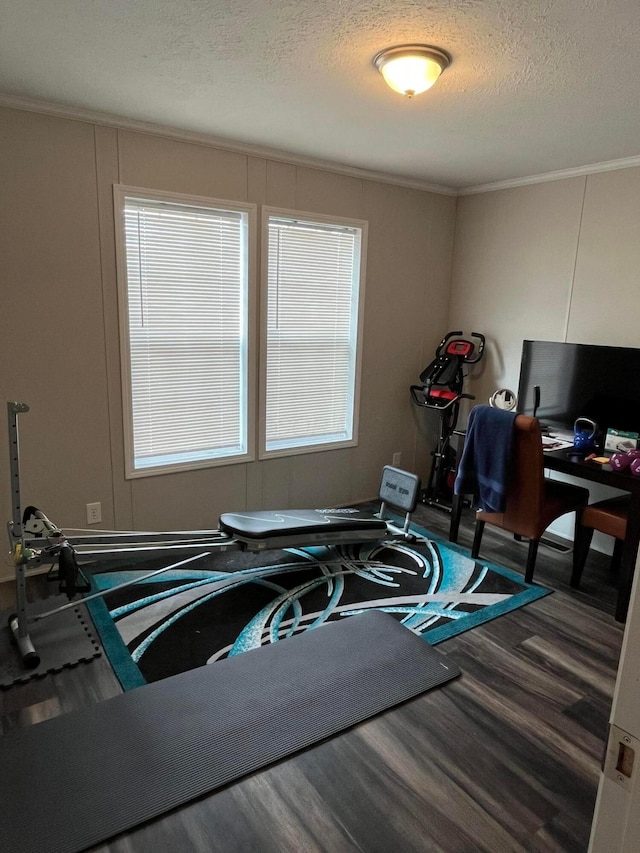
86;502;102;525
392;452;402;467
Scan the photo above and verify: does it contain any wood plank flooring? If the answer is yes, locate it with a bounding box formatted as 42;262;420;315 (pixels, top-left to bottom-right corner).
0;503;624;852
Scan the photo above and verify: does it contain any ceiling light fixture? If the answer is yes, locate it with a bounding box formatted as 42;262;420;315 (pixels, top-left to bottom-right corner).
373;44;450;98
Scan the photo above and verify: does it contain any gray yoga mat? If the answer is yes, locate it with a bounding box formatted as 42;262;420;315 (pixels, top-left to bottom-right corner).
0;610;461;853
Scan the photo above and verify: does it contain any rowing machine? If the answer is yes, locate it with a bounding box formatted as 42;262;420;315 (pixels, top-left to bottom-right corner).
6;402;422;670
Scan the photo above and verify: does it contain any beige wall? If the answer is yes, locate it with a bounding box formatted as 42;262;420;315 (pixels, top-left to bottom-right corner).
5;102;635;555
449;167;640;543
449;177;586;405
450;168;640;407
0;106;455;544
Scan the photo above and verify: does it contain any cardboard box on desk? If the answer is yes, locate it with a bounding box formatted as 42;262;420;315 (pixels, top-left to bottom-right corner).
605;428;640;453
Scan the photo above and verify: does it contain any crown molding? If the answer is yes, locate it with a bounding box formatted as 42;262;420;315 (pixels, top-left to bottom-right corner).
458;154;640;195
0;92;457;197
6;91;637;199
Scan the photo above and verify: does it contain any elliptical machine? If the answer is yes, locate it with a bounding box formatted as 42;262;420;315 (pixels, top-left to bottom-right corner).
410;331;485;510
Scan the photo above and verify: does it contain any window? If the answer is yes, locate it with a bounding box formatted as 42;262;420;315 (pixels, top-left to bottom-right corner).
262;210;367;455
115;190;366;477
114;186;255;477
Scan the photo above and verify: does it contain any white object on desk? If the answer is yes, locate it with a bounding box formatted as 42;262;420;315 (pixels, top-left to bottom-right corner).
489;389;517;411
542;435;574;451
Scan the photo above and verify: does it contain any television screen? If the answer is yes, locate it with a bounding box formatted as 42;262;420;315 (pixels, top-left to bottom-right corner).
517;340;640;434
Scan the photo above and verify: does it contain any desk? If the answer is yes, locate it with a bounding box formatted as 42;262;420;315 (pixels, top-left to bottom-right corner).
449;448;640;622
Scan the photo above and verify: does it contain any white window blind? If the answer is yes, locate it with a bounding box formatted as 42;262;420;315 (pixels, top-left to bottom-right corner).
119;192;250;475
265;214;363;453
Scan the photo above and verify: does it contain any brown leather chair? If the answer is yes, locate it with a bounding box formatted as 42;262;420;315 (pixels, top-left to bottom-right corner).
471;415;590;583
571;495;630;588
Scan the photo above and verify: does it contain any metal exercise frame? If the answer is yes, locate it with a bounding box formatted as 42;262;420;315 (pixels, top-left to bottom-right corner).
410;331;485;511
6;402;422;670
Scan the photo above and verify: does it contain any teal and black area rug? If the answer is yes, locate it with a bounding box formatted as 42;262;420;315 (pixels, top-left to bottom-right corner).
87;526;551;691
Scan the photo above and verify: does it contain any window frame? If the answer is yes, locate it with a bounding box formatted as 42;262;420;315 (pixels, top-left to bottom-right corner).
113;184;257;479
258;206;368;460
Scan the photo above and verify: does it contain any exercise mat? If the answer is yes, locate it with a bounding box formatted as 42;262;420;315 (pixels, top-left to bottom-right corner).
0;598;101;689
0;611;460;853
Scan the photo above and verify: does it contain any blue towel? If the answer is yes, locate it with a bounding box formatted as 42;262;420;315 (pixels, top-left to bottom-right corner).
454;405;517;513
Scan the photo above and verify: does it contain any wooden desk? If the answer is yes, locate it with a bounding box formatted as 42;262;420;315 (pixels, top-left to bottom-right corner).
449;448;640;622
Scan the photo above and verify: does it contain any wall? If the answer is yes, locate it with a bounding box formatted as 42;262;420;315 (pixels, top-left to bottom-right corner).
0;105;455;552
449;168;640;544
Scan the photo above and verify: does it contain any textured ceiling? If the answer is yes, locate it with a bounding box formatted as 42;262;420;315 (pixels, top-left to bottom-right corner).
1;0;640;190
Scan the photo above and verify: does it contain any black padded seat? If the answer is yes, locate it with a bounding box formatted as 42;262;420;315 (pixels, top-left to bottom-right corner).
219;508;388;551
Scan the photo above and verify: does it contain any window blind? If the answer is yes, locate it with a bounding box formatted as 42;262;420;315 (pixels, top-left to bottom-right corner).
121;196;249;473
265;216;362;452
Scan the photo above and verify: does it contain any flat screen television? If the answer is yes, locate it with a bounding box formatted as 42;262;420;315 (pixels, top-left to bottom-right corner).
516;340;640;434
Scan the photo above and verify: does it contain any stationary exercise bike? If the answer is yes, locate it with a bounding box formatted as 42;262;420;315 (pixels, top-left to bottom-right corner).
410;331;485;510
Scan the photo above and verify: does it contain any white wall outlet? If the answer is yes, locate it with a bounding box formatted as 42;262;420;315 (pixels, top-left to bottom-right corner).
392;452;402;467
86;502;102;525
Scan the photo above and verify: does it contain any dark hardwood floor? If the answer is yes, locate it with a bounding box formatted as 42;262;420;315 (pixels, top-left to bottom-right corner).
0;502;624;852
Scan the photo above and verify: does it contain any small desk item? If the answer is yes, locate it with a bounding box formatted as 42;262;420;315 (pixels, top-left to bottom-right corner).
605;428;639;453
489;388;517;411
542;437;573;451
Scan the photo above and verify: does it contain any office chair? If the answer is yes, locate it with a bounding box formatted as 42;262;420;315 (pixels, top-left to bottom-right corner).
571;495;630;587
467;413;590;583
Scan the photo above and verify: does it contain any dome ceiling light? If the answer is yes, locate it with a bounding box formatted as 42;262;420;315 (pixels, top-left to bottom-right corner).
373;44;450;98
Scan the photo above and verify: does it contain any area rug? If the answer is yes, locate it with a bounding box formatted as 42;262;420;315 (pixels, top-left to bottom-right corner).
87;524;551;690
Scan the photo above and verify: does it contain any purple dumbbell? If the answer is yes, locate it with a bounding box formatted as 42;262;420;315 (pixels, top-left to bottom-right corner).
611;452;633;471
